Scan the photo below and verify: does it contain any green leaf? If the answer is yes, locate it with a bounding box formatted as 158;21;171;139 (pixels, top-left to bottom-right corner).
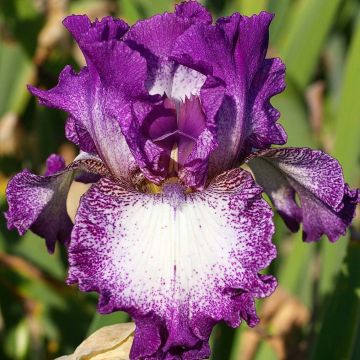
268;0;293;44
278;233;315;306
239;0;269;15
4;320;30;360
254;340;278;360
228;326;244;360
272;80;315;148
318;11;360;298
11;231;66;279
211;323;235;360
0;41;34;117
332;11;360;182
221;0;269;16
118;0;174;22
279;0;342;89
311;241;360;359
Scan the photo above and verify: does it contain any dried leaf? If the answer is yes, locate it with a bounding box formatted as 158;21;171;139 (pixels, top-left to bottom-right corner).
239;287;310;360
55;323;135;360
34;0;68;65
305;81;325;137
0;112;21;155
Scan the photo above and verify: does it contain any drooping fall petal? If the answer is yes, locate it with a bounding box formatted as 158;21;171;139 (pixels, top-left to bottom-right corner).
5;153;109;252
67;168;276;359
247;147;359;242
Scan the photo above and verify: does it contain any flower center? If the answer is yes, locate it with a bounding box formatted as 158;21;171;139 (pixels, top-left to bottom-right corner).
141;96;206;178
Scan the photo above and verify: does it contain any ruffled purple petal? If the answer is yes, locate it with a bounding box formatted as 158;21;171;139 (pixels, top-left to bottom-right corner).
67;168;276;359
247;147;360;242
122;3;210;99
5;154;110;253
63;15;129;69
243;57;287;154
29;38;146;180
119;7;225;188
172;12;286;178
65;116;97;154
175;1;212;24
28;15;146;180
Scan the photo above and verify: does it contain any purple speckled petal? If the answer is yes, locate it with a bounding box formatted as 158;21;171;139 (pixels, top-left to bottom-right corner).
44;154;66;176
28;15;142;180
5;154;110;253
247;147;360;242
28;66;99;156
67;168;276;359
6;168;73;253
172;12;286;178
120;7;227;186
64;15;129;44
243;57;287;153
65;116;97;154
28;40;146;179
63;15;129;69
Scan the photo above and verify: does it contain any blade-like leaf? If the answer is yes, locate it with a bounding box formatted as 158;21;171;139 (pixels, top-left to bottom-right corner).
333;12;360;182
279;0;342;89
311;241;360;359
0;41;34;117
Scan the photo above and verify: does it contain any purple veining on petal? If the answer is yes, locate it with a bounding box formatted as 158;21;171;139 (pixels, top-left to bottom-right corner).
5;168;74;253
45;154;66;176
67;168;276;359
5;154;110;253
63;15;129;69
65;116;98;154
242;57;287;156
28;29;146;180
120;7;224;187
172;12;286;178
247;147;360;242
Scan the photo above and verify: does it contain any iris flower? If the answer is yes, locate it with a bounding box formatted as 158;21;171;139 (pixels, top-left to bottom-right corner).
5;2;359;359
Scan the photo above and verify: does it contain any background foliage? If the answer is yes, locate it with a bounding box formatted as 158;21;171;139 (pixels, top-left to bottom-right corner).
0;0;359;359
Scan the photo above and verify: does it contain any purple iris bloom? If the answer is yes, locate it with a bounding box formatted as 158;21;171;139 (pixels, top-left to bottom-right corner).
5;2;359;359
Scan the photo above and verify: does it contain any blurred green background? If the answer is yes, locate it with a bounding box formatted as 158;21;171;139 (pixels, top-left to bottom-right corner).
0;0;359;359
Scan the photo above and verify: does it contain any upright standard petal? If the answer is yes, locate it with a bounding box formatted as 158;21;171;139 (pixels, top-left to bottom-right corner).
122;7;224;188
28;39;148;180
28;15;147;180
63;15;129;72
247;148;359;242
68;168;276;359
5;154;110;253
172;12;287;178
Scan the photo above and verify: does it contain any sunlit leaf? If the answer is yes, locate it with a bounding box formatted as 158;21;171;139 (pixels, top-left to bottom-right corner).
312;241;360;359
0;41;35;117
279;0;342;89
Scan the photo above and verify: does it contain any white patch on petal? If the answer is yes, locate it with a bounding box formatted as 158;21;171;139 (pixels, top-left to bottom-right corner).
113;190;237;310
171;65;206;101
70;170;276;331
147;61;206;102
147;61;174;98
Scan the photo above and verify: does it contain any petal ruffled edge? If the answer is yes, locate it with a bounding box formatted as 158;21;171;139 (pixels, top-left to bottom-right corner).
172;12;287;177
67;168;276;359
247;147;360;242
5;153;110;253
